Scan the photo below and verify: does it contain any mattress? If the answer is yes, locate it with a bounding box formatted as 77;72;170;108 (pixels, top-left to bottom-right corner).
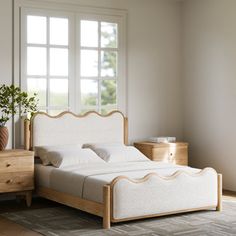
35;161;201;203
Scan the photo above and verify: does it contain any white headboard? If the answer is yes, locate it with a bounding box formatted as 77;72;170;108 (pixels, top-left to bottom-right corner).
29;111;128;148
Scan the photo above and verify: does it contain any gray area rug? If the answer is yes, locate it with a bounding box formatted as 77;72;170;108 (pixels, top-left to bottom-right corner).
1;200;236;236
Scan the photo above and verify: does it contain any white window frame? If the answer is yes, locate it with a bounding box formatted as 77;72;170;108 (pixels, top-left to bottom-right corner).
77;14;124;113
20;8;75;114
15;0;127;115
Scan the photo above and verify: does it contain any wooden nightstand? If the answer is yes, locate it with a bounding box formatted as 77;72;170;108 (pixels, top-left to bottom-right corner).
134;142;188;166
0;149;34;206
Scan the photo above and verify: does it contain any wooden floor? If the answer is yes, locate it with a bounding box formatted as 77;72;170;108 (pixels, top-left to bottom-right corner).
0;191;236;236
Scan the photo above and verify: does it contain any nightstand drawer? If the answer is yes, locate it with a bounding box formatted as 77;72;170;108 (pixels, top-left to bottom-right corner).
152;154;187;165
0;171;34;193
152;147;169;161
0;156;33;173
134;142;188;166
0;150;34;206
165;156;188;165
169;147;188;161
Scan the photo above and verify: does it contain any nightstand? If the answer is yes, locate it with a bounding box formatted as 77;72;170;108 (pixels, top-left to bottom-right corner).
0;149;34;206
134;142;188;165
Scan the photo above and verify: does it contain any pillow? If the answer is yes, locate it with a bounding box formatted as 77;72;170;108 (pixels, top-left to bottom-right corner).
82;142;123;149
35;144;82;165
47;148;105;168
83;143;149;163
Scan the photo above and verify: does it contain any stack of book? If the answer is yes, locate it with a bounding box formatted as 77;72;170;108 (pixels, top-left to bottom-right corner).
148;137;176;143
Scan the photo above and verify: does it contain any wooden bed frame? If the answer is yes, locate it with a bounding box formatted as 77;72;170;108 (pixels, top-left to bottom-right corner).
24;111;222;229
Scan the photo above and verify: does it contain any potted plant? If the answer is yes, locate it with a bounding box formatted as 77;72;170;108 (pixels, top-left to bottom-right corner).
0;84;38;150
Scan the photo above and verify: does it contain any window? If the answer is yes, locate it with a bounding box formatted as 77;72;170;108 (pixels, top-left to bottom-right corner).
80;20;118;114
21;7;126;115
23;13;70;115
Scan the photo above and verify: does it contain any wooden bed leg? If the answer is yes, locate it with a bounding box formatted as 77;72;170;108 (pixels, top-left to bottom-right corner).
216;174;222;211
103;185;111;229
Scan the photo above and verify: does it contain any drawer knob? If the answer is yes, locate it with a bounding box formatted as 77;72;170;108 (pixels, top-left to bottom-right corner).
6;163;11;167
6;179;13;184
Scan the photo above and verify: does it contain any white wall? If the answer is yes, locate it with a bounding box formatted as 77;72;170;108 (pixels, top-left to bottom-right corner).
125;0;183;143
183;0;236;190
0;0;183;147
0;0;12;148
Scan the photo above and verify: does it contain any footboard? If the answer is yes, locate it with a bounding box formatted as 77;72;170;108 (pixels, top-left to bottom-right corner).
103;168;222;228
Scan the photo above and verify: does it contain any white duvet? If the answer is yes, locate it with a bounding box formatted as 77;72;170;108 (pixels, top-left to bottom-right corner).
35;161;201;203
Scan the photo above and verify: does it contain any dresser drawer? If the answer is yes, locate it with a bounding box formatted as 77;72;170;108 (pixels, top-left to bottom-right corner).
0;172;34;193
0;156;33;173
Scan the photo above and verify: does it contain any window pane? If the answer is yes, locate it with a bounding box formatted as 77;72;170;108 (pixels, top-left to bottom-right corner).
81;50;98;77
81;20;98;47
27;47;46;75
101;51;117;77
50;48;68;76
101;106;116;115
39;109;47;113
50;17;68;45
27;78;46;107
81;80;98;106
101;80;117;106
80;108;97;115
50;79;68;106
27;15;46;44
101;22;117;48
49;110;67;116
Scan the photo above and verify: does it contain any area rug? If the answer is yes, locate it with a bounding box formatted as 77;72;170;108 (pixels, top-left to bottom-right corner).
1;200;236;236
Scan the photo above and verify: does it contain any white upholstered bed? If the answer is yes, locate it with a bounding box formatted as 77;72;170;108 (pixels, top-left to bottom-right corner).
24;111;222;229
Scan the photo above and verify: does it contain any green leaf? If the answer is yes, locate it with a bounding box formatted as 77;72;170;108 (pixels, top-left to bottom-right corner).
0;84;38;125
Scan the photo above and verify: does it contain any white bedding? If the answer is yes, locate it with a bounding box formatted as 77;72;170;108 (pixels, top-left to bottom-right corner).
32;111;219;222
35;161;201;203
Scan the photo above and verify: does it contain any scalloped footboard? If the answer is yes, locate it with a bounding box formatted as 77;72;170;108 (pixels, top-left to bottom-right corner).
109;168;220;221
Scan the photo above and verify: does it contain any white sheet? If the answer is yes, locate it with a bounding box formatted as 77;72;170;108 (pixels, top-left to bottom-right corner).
35;161;201;203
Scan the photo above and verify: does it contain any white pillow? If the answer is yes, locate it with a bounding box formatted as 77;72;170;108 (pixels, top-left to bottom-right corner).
82;142;123;149
83;143;149;163
47;148;105;168
35;144;82;165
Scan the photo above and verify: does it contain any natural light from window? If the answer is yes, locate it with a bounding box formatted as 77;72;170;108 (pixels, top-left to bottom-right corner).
80;20;118;114
22;8;125;116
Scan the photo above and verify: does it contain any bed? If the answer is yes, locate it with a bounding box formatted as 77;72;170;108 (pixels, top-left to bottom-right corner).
24;111;222;229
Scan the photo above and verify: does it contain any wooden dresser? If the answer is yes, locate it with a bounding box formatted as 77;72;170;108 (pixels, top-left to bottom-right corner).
134;142;188;166
0;149;34;206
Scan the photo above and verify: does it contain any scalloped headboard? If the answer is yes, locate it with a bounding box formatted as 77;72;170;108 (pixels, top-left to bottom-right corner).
26;111;128;149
